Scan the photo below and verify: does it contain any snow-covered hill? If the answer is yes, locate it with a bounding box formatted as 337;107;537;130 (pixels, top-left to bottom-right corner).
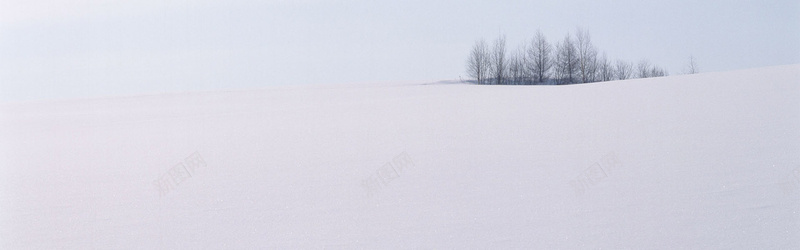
1;65;798;248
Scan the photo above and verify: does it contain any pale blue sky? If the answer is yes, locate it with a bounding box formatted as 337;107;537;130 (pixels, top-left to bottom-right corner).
1;0;798;102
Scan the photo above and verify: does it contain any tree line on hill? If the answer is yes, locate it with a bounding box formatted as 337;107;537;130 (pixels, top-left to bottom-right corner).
466;28;696;85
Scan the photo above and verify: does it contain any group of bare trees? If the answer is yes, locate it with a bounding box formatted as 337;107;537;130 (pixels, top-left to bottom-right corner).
466;28;672;85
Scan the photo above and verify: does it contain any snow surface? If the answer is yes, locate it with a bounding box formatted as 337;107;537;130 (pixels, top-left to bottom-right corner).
1;65;799;248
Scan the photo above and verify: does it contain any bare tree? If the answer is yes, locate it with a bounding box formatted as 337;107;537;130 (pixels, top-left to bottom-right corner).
527;30;553;84
466;30;669;85
684;56;699;74
597;53;614;82
466;39;491;84
650;66;668;77
635;60;669;78
490;35;507;85
507;45;527;85
636;60;652;78
555;33;579;84
615;60;632;80
575;28;598;83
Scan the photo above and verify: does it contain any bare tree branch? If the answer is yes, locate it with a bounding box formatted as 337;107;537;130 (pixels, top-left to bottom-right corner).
466;39;491;84
527;30;553;84
555;33;579;84
490;35;507;85
615;60;632;80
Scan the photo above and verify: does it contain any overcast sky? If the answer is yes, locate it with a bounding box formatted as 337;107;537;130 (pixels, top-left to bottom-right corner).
1;0;798;102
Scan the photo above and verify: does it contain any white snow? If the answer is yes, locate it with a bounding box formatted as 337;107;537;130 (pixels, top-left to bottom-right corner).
1;65;799;248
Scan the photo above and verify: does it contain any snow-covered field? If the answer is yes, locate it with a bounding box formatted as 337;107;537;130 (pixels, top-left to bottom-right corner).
1;65;798;248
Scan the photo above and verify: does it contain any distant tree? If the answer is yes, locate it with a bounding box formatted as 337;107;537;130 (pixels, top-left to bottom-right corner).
635;60;668;78
636;60;652;78
650;66;668;77
508;46;527;85
684;56;699;74
466;39;491;84
555;33;579;84
575;28;598;83
615;60;632;80
597;53;614;82
464;29;670;85
490;35;507;85
527;30;553;84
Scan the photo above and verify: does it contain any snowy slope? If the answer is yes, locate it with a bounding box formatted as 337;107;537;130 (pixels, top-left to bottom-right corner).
1;65;799;248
